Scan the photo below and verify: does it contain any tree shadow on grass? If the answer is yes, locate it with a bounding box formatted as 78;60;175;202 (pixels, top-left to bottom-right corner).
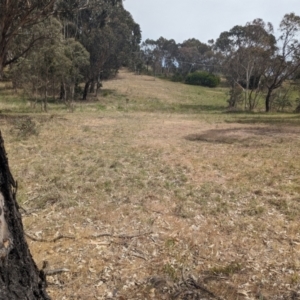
185;125;300;147
226;114;300;126
177;104;226;113
135;103;226;114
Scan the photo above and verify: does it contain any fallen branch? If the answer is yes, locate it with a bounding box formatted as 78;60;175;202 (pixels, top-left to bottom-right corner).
44;268;70;276
183;275;225;300
19;206;41;217
90;231;153;239
41;261;70;276
131;252;147;261
179;270;224;300
90;233;113;238
25;232;75;242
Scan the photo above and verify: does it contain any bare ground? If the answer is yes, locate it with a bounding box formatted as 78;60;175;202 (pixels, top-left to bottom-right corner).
1;70;300;299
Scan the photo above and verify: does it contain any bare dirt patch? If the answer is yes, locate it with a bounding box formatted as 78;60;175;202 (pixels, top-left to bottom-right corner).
185;124;300;147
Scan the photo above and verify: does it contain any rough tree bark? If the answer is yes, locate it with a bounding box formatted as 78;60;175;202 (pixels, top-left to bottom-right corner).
0;132;50;299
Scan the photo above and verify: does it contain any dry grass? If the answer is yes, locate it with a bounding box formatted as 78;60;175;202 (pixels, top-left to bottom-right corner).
1;70;300;299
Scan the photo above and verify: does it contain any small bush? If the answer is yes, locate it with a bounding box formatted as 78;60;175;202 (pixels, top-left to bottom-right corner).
171;73;184;82
11;117;39;139
185;71;220;88
227;86;244;108
209;262;242;276
295;98;300;113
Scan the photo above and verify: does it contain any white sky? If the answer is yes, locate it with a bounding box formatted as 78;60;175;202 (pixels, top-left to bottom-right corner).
123;0;300;43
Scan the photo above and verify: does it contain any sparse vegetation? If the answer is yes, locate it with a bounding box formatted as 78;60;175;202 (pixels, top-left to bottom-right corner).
10;116;39;139
1;70;300;299
208;261;242;276
1;1;300;298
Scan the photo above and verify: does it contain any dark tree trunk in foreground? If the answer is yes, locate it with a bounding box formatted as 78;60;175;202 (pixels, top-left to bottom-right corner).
0;132;50;299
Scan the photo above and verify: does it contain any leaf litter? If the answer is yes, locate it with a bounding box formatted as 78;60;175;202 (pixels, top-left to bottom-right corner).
1;70;300;299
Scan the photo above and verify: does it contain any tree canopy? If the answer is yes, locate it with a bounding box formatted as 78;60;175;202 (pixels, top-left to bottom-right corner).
0;0;141;105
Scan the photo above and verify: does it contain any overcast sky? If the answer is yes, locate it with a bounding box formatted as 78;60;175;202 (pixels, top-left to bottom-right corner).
123;0;299;44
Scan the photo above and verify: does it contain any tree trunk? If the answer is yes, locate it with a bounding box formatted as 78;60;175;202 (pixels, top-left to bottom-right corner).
0;132;50;299
44;85;48;113
0;61;4;80
265;89;272;112
82;81;91;100
95;80;102;97
89;81;95;94
295;104;300;113
59;84;65;101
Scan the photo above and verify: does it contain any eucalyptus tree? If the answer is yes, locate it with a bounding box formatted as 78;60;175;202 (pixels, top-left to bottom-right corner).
140;40;155;72
10;18;63;110
176;38;212;75
140;39;165;75
10;17;89;111
263;13;300;112
156;37;178;76
140;39;159;73
139;37;178;76
216;13;300;112
126;22;143;73
102;9;141;88
61;38;90;108
55;0;140;99
3;0;139;101
0;0;57;79
215;19;276;110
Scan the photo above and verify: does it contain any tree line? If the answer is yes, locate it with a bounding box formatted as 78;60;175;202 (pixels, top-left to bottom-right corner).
1;2;300;113
136;13;300;112
0;0;141;111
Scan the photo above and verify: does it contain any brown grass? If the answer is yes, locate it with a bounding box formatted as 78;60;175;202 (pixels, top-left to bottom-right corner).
1;69;300;299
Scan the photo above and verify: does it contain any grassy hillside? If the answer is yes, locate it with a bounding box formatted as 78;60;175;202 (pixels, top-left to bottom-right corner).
1;70;300;299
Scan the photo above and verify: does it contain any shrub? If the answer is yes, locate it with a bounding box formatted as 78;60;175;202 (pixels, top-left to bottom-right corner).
185;71;220;88
227;86;244;108
171;73;184;82
10;117;39;139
